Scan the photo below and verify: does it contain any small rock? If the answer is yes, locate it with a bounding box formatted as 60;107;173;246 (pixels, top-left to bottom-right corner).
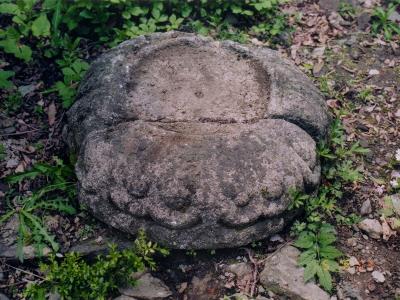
368;69;380;76
337;282;363;300
269;234;284;243
114;296;138;300
18;83;37;96
187;273;221;300
357;12;371;30
346;238;357;247
226;262;252;278
119;273;172;300
389;11;400;22
347;267;356;275
319;0;340;12
260;245;330;300
48;292;61;300
0;293;10;300
349;256;360;267
371;270;385;283
5;158;18;169
360;199;372;215
358;219;382;239
349;47;361;60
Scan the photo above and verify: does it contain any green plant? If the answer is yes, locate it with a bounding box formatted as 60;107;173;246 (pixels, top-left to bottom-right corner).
24;231;169;300
1;157;77;260
0;69;15;89
371;3;400;40
0;0;52;62
338;1;356;20
357;86;374;102
2;92;23;113
294;223;342;291
290;118;369;292
52;58;89;108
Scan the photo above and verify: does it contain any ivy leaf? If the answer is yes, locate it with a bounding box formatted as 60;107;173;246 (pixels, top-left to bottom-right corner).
31;14;51;37
303;260;319;282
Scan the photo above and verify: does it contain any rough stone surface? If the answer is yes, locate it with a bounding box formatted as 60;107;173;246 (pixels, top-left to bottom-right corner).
358;219;383;239
260;245;330;300
119;273;172;300
66;31;329;249
360;199;372;215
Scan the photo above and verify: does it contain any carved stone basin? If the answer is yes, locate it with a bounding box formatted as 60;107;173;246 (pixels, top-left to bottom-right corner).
66;32;329;249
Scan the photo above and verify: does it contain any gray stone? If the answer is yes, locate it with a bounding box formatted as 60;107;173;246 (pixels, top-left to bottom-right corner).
357;12;371;30
358;219;382;239
389;11;400;23
119;273;172;300
360;199;372;215
0;293;10;300
337;282;362;300
319;0;340;12
66;32;329;249
371;270;385;283
226;262;252;278
260;245;330;300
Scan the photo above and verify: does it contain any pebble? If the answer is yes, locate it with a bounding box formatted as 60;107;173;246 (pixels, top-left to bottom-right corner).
360;199;372;215
357;12;371;30
346;238;357;247
349;47;361;60
349;256;360;267
347;267;356;275
358;219;382;239
371;270;385;283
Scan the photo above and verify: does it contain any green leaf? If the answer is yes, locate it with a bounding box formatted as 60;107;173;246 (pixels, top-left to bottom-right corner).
0;39;32;62
51;0;62;38
320;245;343;259
294;231;315;249
322;259;340;273
316;265;333;291
0;70;15;89
0;3;20;15
6;169;42;183
21;210;59;252
17;213;28;262
303;260;319;282
31;14;51;37
298;249;317;266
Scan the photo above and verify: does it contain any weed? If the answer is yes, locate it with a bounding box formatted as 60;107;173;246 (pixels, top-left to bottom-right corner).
0;69;15;89
24;231;169;300
2;92;23;113
357;86;375;102
290;118;369;291
338;1;357;20
294;223;342;291
2;157;77;261
371;3;400;40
